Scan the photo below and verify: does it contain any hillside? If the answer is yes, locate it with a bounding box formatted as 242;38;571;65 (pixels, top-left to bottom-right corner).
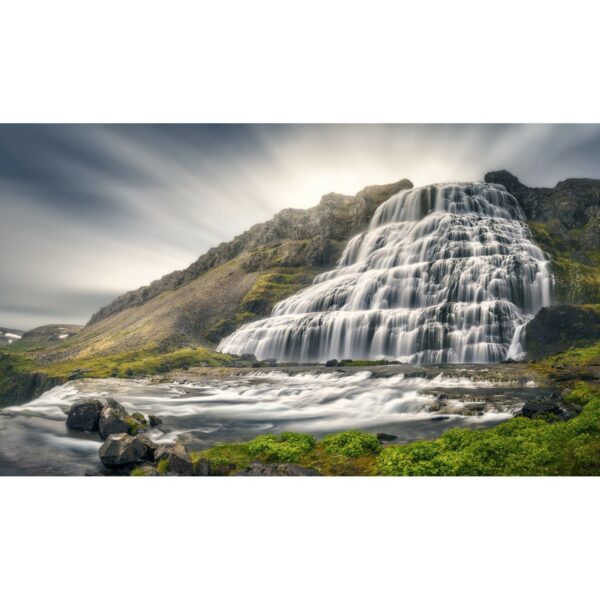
47;178;413;361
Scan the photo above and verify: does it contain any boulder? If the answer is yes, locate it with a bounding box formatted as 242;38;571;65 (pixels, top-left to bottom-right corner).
99;434;155;468
148;414;162;428
154;443;195;476
98;399;129;439
325;359;338;367
376;432;398;442
236;462;321;476
66;399;103;431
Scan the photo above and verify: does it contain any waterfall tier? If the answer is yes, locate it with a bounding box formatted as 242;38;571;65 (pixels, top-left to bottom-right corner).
218;182;552;364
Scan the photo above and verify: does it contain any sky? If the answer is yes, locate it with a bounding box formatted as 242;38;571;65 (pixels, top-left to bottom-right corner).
2;123;600;331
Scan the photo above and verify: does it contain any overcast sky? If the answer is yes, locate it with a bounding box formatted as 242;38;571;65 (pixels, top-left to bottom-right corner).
2;124;600;330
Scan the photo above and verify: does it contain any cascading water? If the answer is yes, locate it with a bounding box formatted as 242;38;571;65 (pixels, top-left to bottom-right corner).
218;182;552;364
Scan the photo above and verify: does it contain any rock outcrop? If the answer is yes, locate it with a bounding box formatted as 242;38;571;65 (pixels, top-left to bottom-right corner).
524;304;600;359
485;171;600;304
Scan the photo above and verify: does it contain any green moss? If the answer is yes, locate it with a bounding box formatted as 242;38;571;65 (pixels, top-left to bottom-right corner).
529;221;600;304
240;269;314;315
191;442;254;475
377;387;600;476
247;432;317;462
124;416;148;436
130;467;147;477
156;458;169;475
322;431;381;457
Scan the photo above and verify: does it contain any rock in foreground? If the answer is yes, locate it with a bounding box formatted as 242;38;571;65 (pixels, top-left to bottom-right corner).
66;399;103;431
154;443;195;476
99;433;156;468
236;462;321;476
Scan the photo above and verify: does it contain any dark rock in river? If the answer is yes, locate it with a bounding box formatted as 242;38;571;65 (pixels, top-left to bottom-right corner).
99;433;155;468
236;462;321;476
325;359;338;367
154;443;195;476
148;414;162;427
376;432;398;442
66;399;103;431
98;399;129;439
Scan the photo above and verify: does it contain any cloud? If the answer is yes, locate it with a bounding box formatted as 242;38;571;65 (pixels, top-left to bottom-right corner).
1;124;600;330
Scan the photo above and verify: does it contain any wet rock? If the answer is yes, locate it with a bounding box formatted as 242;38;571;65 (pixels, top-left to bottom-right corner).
430;416;450;422
325;359;338;367
236;462;321;476
194;458;211;476
241;353;257;362
154;443;195;476
98;399;129;439
376;432;398;442
148;414;162;427
99;433;150;468
521;402;563;419
66;399;103;431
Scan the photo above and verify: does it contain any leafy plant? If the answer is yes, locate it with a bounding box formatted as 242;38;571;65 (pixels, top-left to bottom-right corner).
322;431;381;457
247;432;316;462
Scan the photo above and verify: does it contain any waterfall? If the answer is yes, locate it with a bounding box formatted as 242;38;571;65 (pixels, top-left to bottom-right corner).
218;182;552;364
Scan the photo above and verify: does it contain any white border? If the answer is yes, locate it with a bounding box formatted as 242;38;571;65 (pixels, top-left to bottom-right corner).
2;1;600;598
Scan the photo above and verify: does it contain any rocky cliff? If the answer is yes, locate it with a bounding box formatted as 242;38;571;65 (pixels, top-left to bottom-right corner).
485;170;600;303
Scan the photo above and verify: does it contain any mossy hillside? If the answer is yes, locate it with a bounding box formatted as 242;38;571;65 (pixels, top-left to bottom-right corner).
529;221;600;304
205;267;316;342
530;339;600;383
0;342;238;405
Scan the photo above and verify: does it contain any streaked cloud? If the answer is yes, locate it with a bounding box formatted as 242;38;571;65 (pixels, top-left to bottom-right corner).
1;124;600;330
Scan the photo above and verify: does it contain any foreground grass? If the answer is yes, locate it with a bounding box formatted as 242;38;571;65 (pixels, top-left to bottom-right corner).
192;431;381;476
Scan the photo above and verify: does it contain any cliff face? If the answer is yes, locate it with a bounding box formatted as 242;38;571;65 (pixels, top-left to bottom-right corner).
51;179;413;359
485;171;600;304
524;304;600;360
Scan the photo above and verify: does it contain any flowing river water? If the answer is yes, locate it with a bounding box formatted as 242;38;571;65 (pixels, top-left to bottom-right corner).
0;365;550;475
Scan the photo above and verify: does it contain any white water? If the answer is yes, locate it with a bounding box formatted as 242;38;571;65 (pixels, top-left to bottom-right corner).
219;182;552;363
0;370;523;474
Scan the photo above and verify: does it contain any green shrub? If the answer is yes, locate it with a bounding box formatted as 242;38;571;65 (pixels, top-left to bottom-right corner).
378;390;600;476
247;432;316;462
322;431;381;457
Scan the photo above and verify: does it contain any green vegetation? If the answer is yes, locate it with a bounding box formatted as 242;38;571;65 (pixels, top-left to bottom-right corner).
0;340;239;406
156;458;169;475
205;267;315;342
530;339;600;384
322;431;381;457
240;269;314;315
529;221;600;304
192;431;381;476
378;386;600;476
247;432;317;462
